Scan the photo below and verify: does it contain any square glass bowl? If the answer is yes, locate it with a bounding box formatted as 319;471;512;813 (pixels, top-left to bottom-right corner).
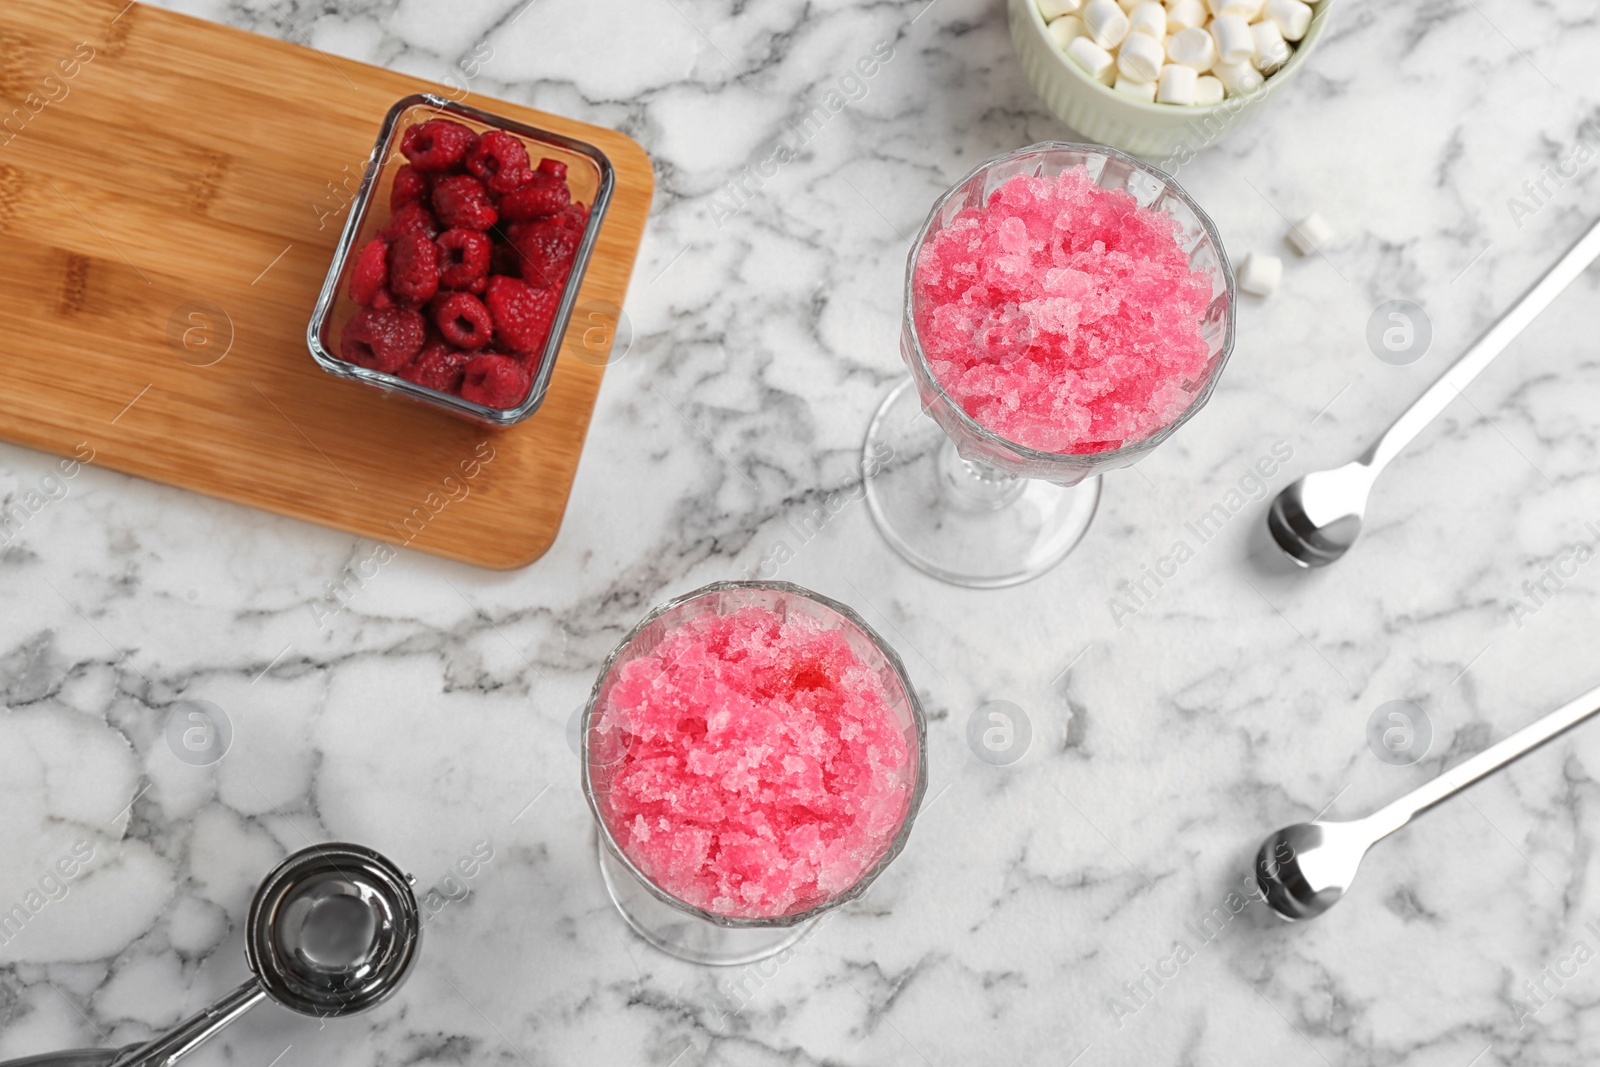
307;94;616;427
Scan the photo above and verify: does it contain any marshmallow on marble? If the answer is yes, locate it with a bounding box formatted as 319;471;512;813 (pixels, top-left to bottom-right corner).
1114;74;1158;100
1067;35;1118;83
1250;18;1291;72
1048;14;1087;49
1165;26;1217;70
1165;0;1208;30
1127;1;1166;37
1212;57;1264;95
1118;29;1166;81
1264;0;1312;41
1082;0;1131;48
1210;14;1254;65
1285;212;1333;255
1237;252;1282;296
1156;62;1198;103
1194;73;1224;105
1037;0;1083;18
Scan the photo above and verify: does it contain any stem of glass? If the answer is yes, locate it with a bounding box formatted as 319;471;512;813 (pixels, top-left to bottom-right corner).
936;439;1026;511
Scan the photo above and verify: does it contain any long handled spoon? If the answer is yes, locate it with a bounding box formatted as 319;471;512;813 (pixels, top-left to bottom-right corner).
0;843;419;1067
1268;216;1600;567
1256;679;1600;920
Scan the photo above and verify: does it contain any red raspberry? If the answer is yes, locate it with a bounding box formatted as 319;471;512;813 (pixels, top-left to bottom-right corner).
436;228;491;292
383;201;440;241
401;340;471;393
390;164;430;211
348;238;388;306
460;354;533;409
466;130;532;194
561;202;590;230
432;175;498;231
388;231;440;305
536;158;567;181
489;238;523;278
498;173;569;221
341;307;425;373
433;292;494;349
401;119;476;172
485;275;560;354
513;216;581;288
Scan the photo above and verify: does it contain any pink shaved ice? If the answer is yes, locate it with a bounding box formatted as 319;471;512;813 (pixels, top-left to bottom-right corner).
595;605;913;919
913;166;1216;454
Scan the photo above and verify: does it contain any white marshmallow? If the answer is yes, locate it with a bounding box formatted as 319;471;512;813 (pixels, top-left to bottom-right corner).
1037;0;1082;18
1117;0;1143;9
1165;26;1217;70
1082;0;1131;48
1210;14;1255;65
1047;14;1087;49
1264;0;1312;41
1286;212;1333;256
1207;0;1262;15
1114;74;1158;100
1250;18;1291;71
1128;1;1167;37
1213;58;1264;95
1165;0;1207;30
1067;35;1118;83
1117;30;1165;81
1194;73;1225;105
1237;252;1282;297
1156;62;1198;103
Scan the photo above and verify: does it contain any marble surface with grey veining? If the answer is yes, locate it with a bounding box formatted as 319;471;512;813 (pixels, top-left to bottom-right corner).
4;0;1600;1064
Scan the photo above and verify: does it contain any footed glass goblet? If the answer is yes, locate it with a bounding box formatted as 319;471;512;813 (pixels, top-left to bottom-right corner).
581;580;927;965
864;142;1236;587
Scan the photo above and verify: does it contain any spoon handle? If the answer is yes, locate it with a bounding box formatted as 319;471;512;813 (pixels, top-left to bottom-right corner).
1363;216;1600;475
1366;680;1600;841
110;979;266;1067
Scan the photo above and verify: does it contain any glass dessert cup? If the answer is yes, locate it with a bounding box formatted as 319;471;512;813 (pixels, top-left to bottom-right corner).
864;142;1236;588
580;580;928;966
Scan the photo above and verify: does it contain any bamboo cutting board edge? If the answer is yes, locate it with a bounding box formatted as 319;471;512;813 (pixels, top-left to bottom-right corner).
0;0;655;570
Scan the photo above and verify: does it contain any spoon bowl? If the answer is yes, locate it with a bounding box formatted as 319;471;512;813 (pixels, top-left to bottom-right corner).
1255;819;1374;921
1266;462;1371;568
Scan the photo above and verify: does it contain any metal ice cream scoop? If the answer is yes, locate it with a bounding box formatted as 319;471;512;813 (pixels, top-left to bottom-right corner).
1;843;419;1067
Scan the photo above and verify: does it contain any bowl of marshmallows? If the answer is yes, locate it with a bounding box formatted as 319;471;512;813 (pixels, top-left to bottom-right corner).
1008;0;1330;161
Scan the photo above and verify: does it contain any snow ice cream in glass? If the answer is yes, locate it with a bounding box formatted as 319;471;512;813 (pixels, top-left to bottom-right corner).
581;581;928;965
863;142;1236;587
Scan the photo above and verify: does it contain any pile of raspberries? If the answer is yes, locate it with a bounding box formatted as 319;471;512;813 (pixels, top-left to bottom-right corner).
338;118;589;410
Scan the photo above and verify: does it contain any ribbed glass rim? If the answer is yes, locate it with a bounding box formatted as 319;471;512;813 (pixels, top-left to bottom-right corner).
901;140;1237;465
579;579;930;929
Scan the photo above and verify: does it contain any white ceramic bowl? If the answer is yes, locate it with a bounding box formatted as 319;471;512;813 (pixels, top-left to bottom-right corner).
1008;0;1333;162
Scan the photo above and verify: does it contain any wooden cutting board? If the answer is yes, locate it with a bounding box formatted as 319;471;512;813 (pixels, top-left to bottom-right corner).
0;0;653;569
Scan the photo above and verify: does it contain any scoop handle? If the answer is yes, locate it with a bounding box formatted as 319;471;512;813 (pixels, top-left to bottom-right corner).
0;1050;133;1067
1364;216;1600;475
109;979;266;1067
1367;680;1600;841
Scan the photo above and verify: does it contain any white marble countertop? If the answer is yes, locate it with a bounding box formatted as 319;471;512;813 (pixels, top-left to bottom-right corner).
4;1;1600;1064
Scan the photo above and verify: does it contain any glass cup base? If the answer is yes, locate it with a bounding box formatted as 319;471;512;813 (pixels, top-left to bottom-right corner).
595;837;815;966
864;378;1101;588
